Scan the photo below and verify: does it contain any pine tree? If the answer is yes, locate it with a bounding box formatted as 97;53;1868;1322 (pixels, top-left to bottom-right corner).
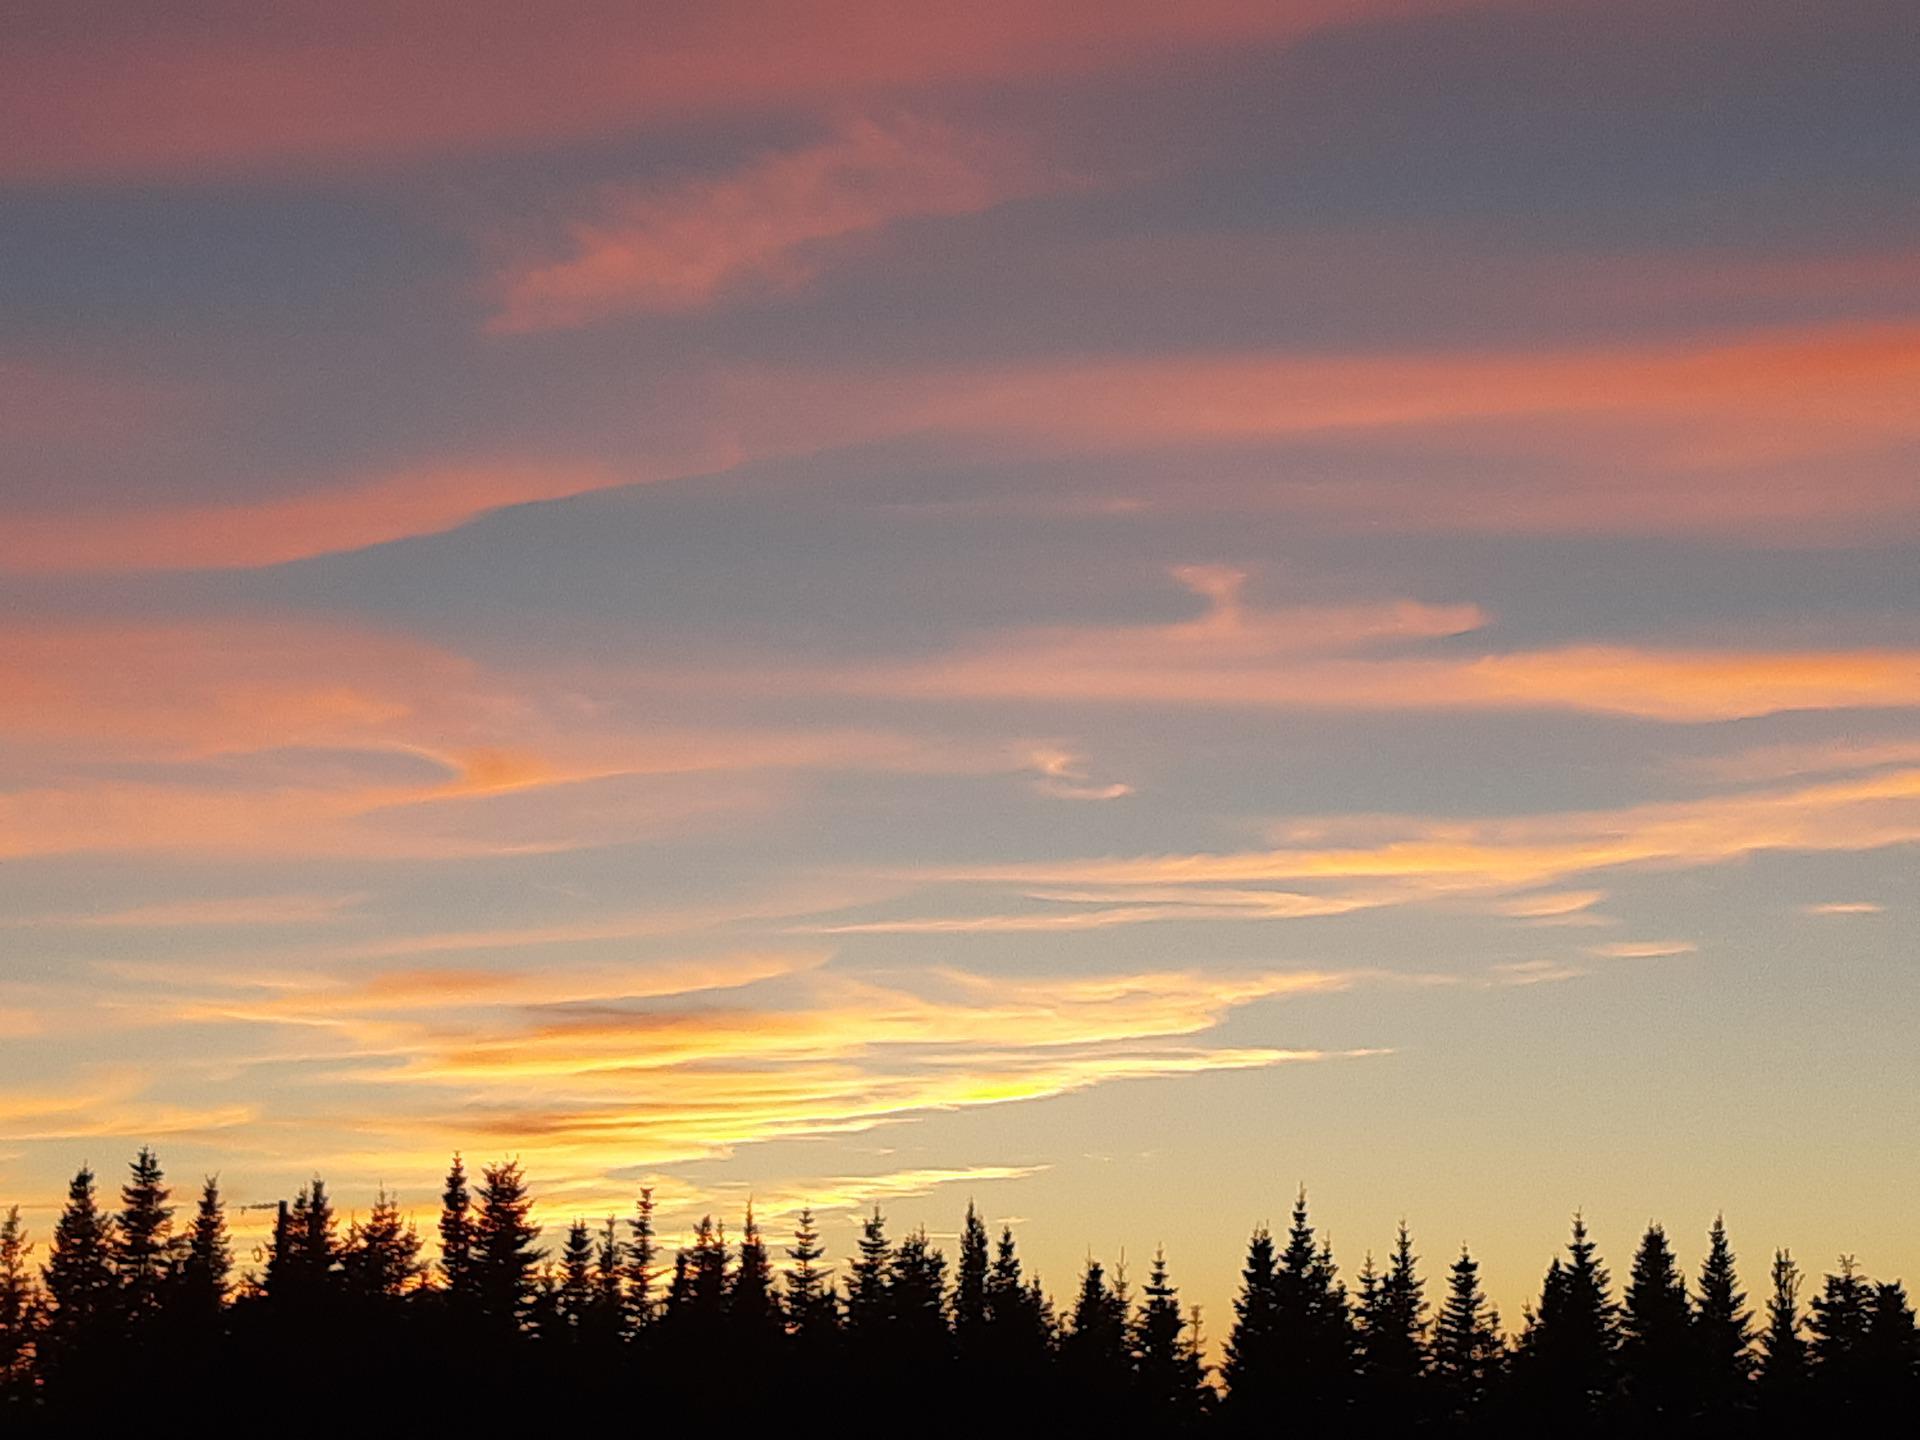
343;1187;422;1301
983;1224;1051;1383
783;1205;837;1341
0;1207;36;1391
114;1147;174;1318
1431;1244;1504;1422
1518;1213;1618;1429
42;1165;115;1352
437;1153;473;1301
179;1176;232;1315
472;1160;542;1329
1694;1215;1751;1419
1620;1221;1694;1422
844;1206;892;1336
954;1200;990;1358
1134;1246;1208;1427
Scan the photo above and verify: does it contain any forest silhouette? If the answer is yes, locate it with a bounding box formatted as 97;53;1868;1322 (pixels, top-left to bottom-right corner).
0;1148;1913;1432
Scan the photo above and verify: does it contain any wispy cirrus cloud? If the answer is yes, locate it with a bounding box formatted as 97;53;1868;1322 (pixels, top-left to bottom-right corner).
492;118;1062;330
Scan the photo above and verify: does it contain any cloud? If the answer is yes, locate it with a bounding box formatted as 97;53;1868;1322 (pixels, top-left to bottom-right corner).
911;765;1920;928
787;567;1920;721
1586;940;1698;959
0;461;628;575
1801;901;1884;916
0;0;1470;181
492;119;1059;330
1024;746;1133;801
17;894;367;929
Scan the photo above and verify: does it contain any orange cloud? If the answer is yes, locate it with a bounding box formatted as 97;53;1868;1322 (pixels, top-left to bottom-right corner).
493;118;1057;329
932;766;1920;911
796;567;1920;721
0;462;629;575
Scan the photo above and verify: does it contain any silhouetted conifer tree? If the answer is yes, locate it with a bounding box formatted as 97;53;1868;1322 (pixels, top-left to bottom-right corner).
0;1207;36;1395
1756;1248;1808;1420
729;1204;783;1345
955;1199;990;1358
179;1176;231;1316
1694;1215;1751;1420
437;1153;473;1301
343;1187;421;1301
783;1205;837;1341
1518;1213;1618;1431
472;1160;541;1330
626;1187;659;1331
1431;1243;1504;1423
1808;1255;1874;1408
1863;1280;1919;1410
1620;1221;1694;1423
586;1215;626;1343
1062;1254;1131;1418
888;1226;950;1360
1134;1246;1208;1428
41;1165;115;1369
555;1218;594;1331
1221;1223;1281;1424
844;1206;892;1337
1356;1223;1427;1427
114;1147;173;1319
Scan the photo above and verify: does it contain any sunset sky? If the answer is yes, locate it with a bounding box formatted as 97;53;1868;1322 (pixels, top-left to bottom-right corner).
3;0;1917;1329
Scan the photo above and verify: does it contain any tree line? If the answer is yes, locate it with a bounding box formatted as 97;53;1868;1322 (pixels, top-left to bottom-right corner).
0;1149;1914;1432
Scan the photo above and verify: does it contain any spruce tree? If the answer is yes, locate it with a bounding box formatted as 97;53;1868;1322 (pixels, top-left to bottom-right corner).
42;1165;115;1353
1134;1246;1208;1427
888;1226;950;1364
344;1188;422;1301
179;1176;232;1315
1222;1223;1281;1421
1756;1248;1808;1411
1620;1221;1694;1422
1062;1254;1131;1409
1694;1215;1752;1419
844;1206;891;1337
587;1215;626;1343
1808;1255;1874;1405
1357;1223;1427;1426
1432;1244;1504;1422
729;1204;782;1344
114;1147;174;1318
783;1205;837;1341
0;1207;36;1392
1862;1281;1919;1409
437;1153;473;1301
954;1199;990;1358
1518;1213;1618;1429
472;1160;542;1330
626;1187;658;1330
555;1219;594;1331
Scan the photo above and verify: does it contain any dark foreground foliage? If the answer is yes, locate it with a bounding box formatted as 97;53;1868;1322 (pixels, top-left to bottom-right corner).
1;1150;1914;1434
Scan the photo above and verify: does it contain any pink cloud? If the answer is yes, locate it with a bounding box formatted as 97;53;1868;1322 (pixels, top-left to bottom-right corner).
0;1;1478;181
492;118;1061;329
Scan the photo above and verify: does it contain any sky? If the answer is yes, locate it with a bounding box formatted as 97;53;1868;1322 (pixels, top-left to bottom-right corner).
2;0;1918;1332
